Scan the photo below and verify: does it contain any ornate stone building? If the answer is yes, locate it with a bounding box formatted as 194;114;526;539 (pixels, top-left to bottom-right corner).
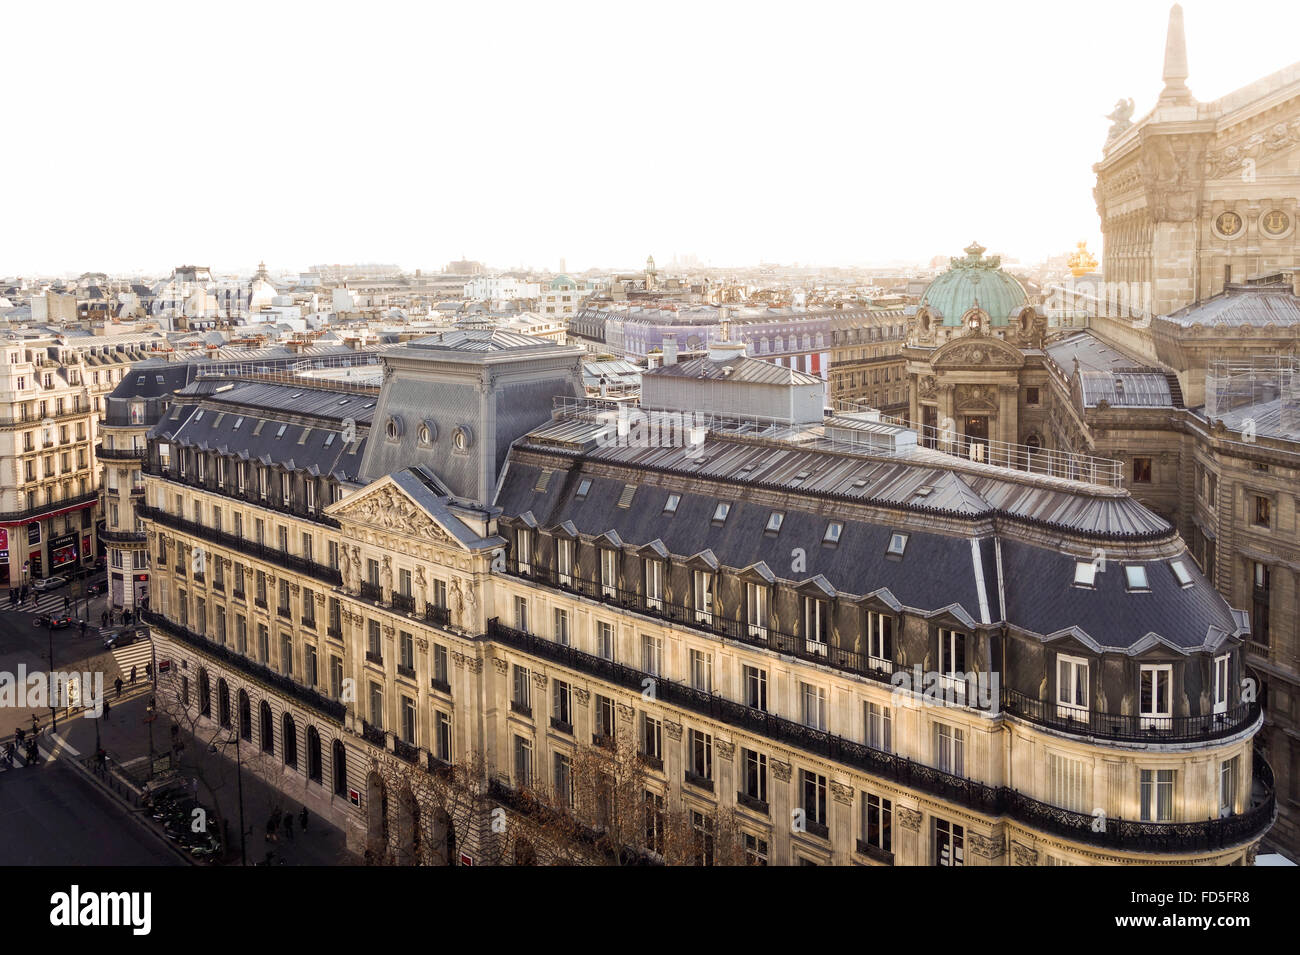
903;7;1300;861
137;328;1274;866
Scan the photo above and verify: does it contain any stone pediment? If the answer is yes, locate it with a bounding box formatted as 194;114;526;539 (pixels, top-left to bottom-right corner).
931;335;1025;370
329;478;461;548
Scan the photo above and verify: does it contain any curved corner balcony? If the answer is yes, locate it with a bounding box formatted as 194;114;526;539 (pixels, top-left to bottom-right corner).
95;444;148;461
1001;689;1261;746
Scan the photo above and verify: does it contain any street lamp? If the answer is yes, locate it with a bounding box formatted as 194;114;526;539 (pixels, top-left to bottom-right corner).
209;729;247;866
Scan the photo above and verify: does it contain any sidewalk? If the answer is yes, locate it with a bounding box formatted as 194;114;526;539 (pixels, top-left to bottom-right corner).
55;692;359;866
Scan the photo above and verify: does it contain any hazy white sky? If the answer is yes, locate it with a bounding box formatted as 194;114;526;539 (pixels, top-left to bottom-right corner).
4;0;1298;276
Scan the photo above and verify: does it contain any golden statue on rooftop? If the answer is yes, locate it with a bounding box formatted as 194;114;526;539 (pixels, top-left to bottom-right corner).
1068;240;1098;277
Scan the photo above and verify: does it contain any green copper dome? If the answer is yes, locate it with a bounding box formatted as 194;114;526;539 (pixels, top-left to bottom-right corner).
920;242;1028;326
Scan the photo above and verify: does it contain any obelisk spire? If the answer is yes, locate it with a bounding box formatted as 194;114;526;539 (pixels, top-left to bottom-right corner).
1158;4;1193;105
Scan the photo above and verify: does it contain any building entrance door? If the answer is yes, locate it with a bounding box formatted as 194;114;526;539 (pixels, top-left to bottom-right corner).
963;415;989;462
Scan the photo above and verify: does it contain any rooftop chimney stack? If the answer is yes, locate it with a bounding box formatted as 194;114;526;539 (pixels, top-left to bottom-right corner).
662;333;677;366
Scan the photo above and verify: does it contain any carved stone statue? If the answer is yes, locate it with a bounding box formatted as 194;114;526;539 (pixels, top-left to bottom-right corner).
1105;98;1134;144
450;577;464;627
380;556;393;593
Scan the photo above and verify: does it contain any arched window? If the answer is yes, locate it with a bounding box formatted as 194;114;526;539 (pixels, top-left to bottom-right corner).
238;690;251;741
283;713;298;769
198;668;211;718
260;700;274;754
332;739;348;797
307;726;322;784
218;679;231;728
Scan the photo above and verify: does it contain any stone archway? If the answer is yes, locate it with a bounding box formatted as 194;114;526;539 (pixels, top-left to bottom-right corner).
394;784;421;865
365;771;388;861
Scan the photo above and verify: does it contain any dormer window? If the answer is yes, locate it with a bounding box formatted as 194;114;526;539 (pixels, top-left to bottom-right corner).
515;528;533;575
600;547;618;598
1169;559;1193;588
693;570;715;625
1125;565;1149;592
802;596;829;656
1139;664;1172;729
1056;654;1089;719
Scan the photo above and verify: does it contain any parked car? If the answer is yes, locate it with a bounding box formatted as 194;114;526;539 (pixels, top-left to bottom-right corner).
34;614;73;630
103;627;138;650
33;576;68;593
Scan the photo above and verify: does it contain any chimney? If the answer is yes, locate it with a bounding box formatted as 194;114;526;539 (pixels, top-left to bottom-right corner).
662;333;677;366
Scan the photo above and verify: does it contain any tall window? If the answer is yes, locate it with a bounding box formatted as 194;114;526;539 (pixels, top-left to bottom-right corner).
862;792;892;854
514;736;533;788
801;682;827;731
800;769;827;830
693;570;715;625
744;665;768;712
400;696;416;744
934;723;964;776
436;711;452;762
742;748;768;805
1139;664;1172;728
556;538;573;587
866;611;892;671
641;714;662;762
1252;562;1270;647
600;547;618;597
513;594;528;631
1057;654;1089;718
1139;769;1174;822
641;633;663;677
515;528;532;575
934;818;964;866
1219;757;1239;818
512;665;531;712
802;596;830;656
690;649;713;693
1213;654;1230;716
596;621;614;661
553;753;574;808
746;583;769;639
689;729;712;781
643;558;663;611
865;701;891;752
553;607;570;646
552;679;572;729
938;628;966;699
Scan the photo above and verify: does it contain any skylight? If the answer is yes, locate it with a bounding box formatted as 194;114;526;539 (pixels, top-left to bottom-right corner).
276;424;288;439
663;494;680;514
887;532;908;556
824;521;843;544
712;502;731;524
766;511;784;533
1170;559;1193;587
575;478;592;499
1125;565;1149;591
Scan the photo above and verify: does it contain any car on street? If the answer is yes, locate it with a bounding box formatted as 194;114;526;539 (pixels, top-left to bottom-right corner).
85;581;107;596
34;614;73;630
33;576;69;593
103;627;139;649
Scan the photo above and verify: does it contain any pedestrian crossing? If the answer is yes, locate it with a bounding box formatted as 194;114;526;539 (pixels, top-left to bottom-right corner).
9;589;106;617
0;738;59;771
110;640;154;681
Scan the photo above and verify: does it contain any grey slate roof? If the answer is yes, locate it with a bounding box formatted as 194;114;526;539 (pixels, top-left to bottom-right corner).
1162;283;1300;326
644;353;822;386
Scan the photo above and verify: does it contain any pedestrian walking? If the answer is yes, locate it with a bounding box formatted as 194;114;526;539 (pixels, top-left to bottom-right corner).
64;595;70;611
265;817;278;843
283;813;294;841
130;665;137;684
299;806;309;832
103;700;111;722
114;677;123;699
124;610;132;626
79;620;87;638
101;610;108;628
15;727;24;748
